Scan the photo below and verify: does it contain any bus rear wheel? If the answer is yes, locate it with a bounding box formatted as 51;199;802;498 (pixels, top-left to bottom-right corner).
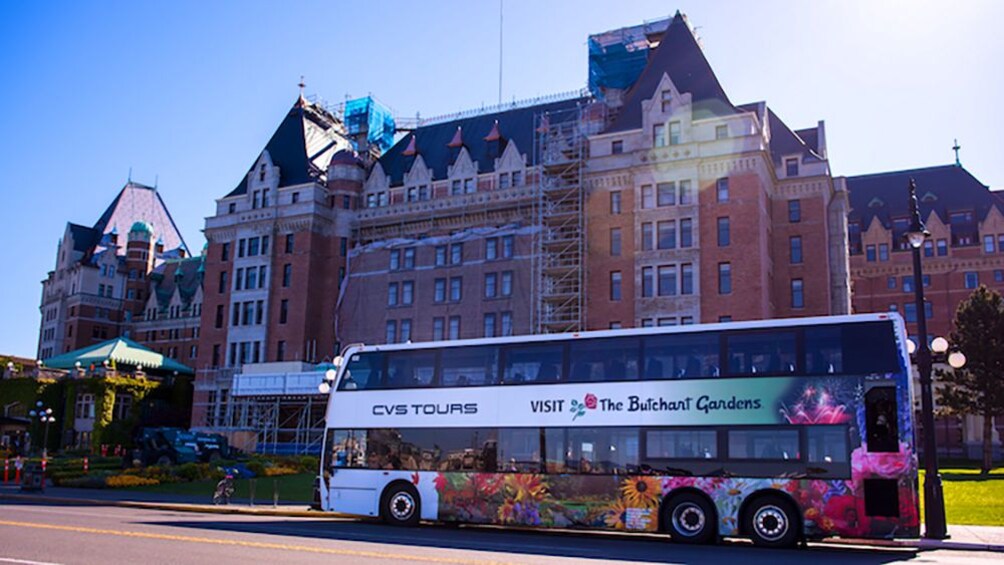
381;482;420;527
663;492;717;545
745;495;800;548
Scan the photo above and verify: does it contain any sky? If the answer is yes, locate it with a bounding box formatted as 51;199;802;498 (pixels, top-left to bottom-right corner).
1;0;1002;358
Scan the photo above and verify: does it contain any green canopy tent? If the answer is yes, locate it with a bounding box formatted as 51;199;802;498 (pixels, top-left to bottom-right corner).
42;337;194;377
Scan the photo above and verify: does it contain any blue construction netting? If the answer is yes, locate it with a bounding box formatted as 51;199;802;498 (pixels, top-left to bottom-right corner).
587;18;671;100
345;96;396;153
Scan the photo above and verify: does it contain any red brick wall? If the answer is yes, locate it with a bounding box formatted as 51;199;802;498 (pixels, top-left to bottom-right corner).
770;192;831;317
587;186;635;329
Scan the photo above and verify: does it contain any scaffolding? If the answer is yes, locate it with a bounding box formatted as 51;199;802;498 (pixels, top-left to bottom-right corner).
588;17;671;100
532;105;588;334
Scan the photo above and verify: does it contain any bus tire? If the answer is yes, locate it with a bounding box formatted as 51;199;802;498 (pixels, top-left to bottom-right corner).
744;495;800;549
381;482;420;527
662;492;717;545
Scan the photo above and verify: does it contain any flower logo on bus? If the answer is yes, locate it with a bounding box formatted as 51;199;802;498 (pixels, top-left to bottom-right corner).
570;393;598;420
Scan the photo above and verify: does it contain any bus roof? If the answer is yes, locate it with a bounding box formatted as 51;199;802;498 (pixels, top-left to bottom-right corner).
341;312;905;358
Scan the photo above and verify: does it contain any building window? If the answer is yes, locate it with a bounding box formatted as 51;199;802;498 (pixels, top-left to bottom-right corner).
609;322;622;330
279;299;288;324
285;234;294;254
282;264;292;287
923;240;934;257
785;158;799;177
879;244;889;262
451;243;463;265
501;271;513;296
501;312;513;336
610;228;622;256
400;319;412;343
887;277;897;290
715;125;728;140
641;222;654;251
680;218;693;248
218;271;228;294
611;140;623;154
485;238;499;261
610;271;622;301
719;263;732;294
502;235;514;258
791;279;804;308
657;220;676;249
464;178;475;194
76;393;95;419
994;270;1003;283
448;316;461;339
385;321;397;344
641;266;654;298
668;121;681;145
904;303;917;323
403;247;415;269
658;265;677;296
719;316;732;323
610;191;622;214
657;182;676;206
389;250;400;270
679;180;693;205
641;185;654;209
435;245;447;266
402;281;414;305
964;272;979;289
221;242;230;261
387;283;399;306
658;318;677;327
484;273;498;298
215;305;224;328
276;341;286;362
716;178;729;202
340;238;348;257
937;239;948;256
451;180;462;195
432;318;445;341
512;171;522;186
999;234;1004;253
681;263;693;295
228;202;236;214
434;279;446;303
483;313;497;338
788;200;801;223
866;245;876;262
903;276;914;293
717;217;730;247
449;277;462;301
654;124;666;147
790;236;803;264
661;89;672;112
984;235;996;254
498;173;510;189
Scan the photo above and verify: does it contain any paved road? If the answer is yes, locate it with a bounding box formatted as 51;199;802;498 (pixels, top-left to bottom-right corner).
0;500;999;565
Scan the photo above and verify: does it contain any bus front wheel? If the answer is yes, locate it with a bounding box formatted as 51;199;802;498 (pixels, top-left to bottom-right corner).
381;482;421;527
744;495;800;548
662;492;717;545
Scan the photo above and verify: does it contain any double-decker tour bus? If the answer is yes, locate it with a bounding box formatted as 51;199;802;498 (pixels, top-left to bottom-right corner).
318;313;918;548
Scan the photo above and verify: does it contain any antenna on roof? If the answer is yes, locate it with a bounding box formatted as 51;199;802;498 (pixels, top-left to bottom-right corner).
154;174;159;189
952;139;961;167
498;0;503;105
299;76;306;97
128;167;132;183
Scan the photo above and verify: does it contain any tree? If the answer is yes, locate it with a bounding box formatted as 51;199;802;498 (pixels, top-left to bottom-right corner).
936;285;1004;473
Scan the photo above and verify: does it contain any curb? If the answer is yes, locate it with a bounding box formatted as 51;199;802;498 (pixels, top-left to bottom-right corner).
2;492;1001;552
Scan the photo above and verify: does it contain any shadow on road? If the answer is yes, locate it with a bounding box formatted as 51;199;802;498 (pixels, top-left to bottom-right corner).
138;517;923;564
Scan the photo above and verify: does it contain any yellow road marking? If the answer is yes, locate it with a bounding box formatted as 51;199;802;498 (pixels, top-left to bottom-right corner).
0;520;512;565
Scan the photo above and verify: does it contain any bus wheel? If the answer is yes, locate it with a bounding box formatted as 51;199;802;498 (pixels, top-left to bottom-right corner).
745;495;799;548
381;482;420;527
663;492;716;545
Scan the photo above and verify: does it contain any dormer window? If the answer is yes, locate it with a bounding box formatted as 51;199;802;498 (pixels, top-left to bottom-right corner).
378;192;389;207
499;173;510;189
418;185;430;201
611;140;623;154
259;164;266;182
512;171;523;186
785;158;799;177
654;124;666;148
451;180;462;195
228;202;236;214
669;121;681;145
262;188;270;207
464;178;475;194
661;90;672;112
715;125;728;140
252;190;261;209
407;186;418;202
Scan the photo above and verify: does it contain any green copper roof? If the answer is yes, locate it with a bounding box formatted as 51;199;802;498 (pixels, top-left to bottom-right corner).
130;220;153;234
42;337;193;375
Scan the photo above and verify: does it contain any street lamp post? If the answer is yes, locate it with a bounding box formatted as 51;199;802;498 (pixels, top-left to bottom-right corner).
904;178;948;540
28;401;56;460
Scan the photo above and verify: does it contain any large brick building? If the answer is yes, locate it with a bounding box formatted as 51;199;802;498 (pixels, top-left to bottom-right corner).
37;181;202;366
189;12;851;451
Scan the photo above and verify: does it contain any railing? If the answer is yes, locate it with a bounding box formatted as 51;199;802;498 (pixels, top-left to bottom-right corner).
231;371;324;397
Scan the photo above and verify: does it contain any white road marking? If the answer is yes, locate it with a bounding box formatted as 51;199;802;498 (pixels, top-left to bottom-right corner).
0;558;65;565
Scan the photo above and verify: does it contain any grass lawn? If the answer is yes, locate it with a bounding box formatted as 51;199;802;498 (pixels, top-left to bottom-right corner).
131;472;315;504
920;467;1004;527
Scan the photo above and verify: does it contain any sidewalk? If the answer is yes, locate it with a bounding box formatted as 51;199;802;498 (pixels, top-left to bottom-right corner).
1;484;1001;552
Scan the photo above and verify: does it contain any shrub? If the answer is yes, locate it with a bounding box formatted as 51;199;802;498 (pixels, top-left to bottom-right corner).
57;475;108;489
246;460;266;477
106;474;160;487
263;465;299;477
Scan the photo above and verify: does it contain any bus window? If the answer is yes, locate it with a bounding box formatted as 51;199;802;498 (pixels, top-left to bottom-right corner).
726;331;796;376
568;337;639;382
504;343;565;384
643;333;720;379
544;428;569;473
844;322;900;375
805;326;842;374
566;428;640;474
386;351;437;388
646;429;717;460
441;346;499;387
339;352;386;390
807;426;849;463
497;428;541;472
865;387;899;452
728;429;800;460
327;429;366;469
434;428;498;472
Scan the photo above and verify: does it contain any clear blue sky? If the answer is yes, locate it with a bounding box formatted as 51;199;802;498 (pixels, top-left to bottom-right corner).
1;0;1001;358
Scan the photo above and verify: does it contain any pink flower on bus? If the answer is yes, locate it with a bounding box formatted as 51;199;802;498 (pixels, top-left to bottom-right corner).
851;444;913;480
584;393;598;410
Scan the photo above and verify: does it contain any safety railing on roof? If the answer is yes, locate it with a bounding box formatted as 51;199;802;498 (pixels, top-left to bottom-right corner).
419;88;590;127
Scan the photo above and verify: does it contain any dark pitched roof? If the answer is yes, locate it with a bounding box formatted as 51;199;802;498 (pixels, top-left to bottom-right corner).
91;181;189;255
149;256;204;308
736;104;823;167
795;127;819;155
227;97;343;197
608;12;737;133
378;97;587;187
847;165;1001;229
67;223;101;253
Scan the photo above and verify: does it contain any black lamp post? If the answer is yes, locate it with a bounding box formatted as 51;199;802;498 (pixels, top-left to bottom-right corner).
28;401;56;460
904;178;948;540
